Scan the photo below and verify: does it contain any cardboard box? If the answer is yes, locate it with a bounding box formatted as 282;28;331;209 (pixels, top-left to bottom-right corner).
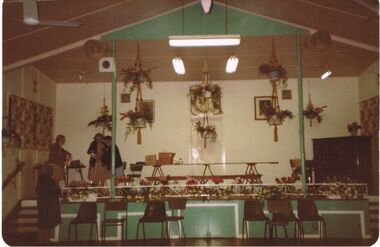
145;154;157;166
158;152;175;165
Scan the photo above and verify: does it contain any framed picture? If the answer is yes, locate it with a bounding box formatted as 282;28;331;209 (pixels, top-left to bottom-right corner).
282;90;292;100
120;93;130;103
140;100;155;122
254;96;273;120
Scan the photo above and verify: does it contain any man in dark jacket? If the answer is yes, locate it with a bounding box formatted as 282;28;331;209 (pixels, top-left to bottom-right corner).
102;136;124;177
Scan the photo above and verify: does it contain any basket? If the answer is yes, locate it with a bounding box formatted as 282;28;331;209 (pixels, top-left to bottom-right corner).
158;152;175;165
145;154;157;166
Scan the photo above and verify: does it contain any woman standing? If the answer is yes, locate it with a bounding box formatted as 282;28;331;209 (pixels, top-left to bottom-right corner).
35;165;61;244
87;133;107;186
47;135;71;183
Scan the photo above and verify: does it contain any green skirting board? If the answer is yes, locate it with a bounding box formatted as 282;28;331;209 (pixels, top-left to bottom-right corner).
53;199;371;241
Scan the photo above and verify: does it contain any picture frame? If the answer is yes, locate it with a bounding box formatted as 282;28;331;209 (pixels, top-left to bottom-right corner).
120;93;130;103
282;90;292;100
140;100;155;122
254;96;273;120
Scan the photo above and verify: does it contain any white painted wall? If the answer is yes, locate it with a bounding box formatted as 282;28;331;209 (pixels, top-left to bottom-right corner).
2;66;56;220
56;76;359;183
358;60;379;101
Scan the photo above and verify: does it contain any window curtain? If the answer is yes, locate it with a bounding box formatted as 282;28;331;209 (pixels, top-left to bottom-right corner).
8;94;53;150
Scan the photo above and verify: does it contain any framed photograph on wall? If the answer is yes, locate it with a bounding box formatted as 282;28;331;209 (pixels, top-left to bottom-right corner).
140;100;155;122
254;96;273;120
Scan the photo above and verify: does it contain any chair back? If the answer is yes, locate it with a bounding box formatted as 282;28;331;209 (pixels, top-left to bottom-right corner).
105;200;128;211
244;200;267;220
143;201;167;220
267;199;297;220
131;162;144;172
76;202;97;222
290;159;301;171
297;199;321;220
168;197;187;210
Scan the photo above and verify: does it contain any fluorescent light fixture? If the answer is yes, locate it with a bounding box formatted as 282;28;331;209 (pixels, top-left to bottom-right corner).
172;57;185;75
226;56;239;73
169;34;241;47
321;70;332;80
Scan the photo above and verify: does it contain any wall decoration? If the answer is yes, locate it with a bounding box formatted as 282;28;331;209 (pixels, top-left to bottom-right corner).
254;96;273;120
140;100;155;122
347;122;361;136
303;94;327;127
190;60;222;148
281;89;292;100
120;43;155;145
257;40;293;141
88;98;112;134
120;93;130;103
8;94;53;150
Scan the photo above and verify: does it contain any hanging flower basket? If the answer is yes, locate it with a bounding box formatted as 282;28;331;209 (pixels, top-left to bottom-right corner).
190;84;222;115
304;105;327;125
121;67;155;93
195;120;217;148
120;109;153;137
259;63;288;87
262;104;294;124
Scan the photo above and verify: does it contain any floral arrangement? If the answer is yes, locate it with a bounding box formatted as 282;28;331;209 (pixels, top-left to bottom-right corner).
120;108;154;136
347;122;361;135
190;84;222;114
186;175;199;186
88;103;112;132
304;105;327;123
159;176;170;185
259;63;288;87
115;175;134;185
255;186;286;202
121;66;155;93
195;121;217;142
262;104;294;124
211;176;224;184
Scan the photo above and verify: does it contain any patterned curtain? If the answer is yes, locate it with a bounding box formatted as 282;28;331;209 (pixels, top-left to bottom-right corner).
8;95;53;150
360;96;379;193
35;103;53;149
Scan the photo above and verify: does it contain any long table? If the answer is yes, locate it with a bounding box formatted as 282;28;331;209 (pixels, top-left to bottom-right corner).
146;162;278;185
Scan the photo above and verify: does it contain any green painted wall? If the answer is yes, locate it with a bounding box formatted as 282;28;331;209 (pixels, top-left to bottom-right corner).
103;3;306;40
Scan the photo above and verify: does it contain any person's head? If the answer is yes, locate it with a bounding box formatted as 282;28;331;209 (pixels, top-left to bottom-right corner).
103;135;112;146
94;133;104;142
40;164;53;178
55;135;65;145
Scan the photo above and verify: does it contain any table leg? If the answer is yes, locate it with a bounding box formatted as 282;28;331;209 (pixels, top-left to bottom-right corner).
64;167;68;187
78;168;84;181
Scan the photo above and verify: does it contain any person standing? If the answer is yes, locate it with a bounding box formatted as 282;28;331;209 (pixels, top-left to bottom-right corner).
48;135;71;183
87;133;107;186
102;136;124;178
35;165;61;244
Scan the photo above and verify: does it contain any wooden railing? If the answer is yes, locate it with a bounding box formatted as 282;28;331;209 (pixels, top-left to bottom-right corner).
3;161;25;190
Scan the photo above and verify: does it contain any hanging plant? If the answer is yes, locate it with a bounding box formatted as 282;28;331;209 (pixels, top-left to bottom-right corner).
190;84;222;115
120;108;153;137
258;39;288;88
195;120;217;142
88;100;112;133
262;104;294;125
304;105;327;124
121;66;155;93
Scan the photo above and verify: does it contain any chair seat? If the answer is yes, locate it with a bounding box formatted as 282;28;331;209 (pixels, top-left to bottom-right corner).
244;215;269;221
166;216;184;221
102;218;127;224
139;217;167;223
299;215;325;221
71;218;97;224
128;174;141;178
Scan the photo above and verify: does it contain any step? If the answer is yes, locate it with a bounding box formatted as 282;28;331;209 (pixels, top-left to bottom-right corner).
7;226;38;233
21;200;37;207
14;217;37;224
19;208;38;216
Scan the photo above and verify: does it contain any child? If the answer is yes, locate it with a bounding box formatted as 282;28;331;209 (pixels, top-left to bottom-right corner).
35;164;62;244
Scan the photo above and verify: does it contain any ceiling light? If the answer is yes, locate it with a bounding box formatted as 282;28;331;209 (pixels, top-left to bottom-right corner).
226;56;239;73
169;34;241;47
172;57;185;75
321;70;332;80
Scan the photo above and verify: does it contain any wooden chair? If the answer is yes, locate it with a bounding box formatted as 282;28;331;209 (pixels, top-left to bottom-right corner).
101;199;128;241
267;199;301;239
242;199;269;239
67;202;98;241
166;197;187;239
297;199;326;240
127;162;144;185
136;201;168;240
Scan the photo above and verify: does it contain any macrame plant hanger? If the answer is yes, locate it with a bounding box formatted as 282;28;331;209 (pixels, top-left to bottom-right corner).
306;80;314;127
134;43;143;144
201;59;211;148
269;39;281;142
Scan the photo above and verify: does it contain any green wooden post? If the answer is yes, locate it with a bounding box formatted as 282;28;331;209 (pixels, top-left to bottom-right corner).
296;34;307;196
111;40;117;199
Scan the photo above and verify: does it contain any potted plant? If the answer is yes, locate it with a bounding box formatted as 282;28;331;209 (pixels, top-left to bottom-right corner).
195;120;217;148
259;63;288;87
261;104;294;125
304;104;327;126
88;101;112;133
347;122;361;136
121;66;155;93
120;108;154;137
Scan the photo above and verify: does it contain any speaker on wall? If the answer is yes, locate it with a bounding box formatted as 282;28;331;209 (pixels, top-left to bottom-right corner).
99;57;115;72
